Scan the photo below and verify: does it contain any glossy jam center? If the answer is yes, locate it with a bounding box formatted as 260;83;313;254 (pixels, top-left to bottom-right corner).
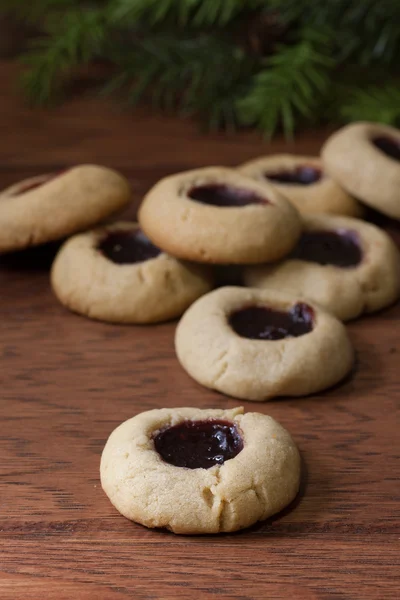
266;165;322;185
153;419;243;469
188;184;266;207
229;303;314;340
290;230;362;267
98;229;161;264
373;136;400;161
12;171;64;196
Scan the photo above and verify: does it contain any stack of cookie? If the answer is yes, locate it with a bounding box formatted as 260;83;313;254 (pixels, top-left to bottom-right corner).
2;122;398;404
100;121;400;534
2;122;399;534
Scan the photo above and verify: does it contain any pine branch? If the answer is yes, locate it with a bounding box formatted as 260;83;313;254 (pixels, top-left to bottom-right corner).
110;0;267;28
106;34;255;129
19;8;110;105
0;0;83;21
236;29;335;138
269;0;400;64
340;85;400;126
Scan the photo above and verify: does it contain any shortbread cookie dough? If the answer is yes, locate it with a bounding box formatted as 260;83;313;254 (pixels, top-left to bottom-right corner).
238;154;362;217
244;214;400;322
0;165;131;253
175;287;353;401
138;167;302;264
321;122;400;219
100;406;301;534
51;221;213;323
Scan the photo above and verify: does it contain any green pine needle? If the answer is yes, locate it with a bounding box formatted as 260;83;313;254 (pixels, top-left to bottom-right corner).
106;35;255;130
3;0;400;136
19;8;109;105
236;29;335;138
340;85;400;126
110;0;266;27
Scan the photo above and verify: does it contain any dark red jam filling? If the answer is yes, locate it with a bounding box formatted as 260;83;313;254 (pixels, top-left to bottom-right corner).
372;136;400;162
229;303;314;340
98;229;161;265
290;230;362;267
12;171;65;197
153;419;243;469
188;184;267;207
266;165;322;185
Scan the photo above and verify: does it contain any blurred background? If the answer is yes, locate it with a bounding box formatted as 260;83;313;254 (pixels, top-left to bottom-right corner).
0;1;399;139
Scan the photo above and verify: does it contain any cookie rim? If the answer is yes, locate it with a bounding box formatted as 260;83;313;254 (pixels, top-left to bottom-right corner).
175;286;354;401
0;164;131;252
100;406;301;534
138;166;302;264
321;122;400;219
51;220;213;323
244;213;400;321
238;154;363;218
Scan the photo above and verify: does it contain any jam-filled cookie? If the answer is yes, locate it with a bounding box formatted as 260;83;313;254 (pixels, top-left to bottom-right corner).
138;167;302;264
0;165;131;253
321;122;400;219
175;287;353;401
244;214;400;322
100;406;301;534
238;154;362;217
51;222;213;323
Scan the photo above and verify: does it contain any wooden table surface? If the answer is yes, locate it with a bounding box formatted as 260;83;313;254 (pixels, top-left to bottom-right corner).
0;61;399;600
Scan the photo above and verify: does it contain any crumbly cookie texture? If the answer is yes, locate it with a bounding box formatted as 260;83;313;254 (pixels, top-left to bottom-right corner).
51;222;213;324
100;406;301;535
321;122;400;219
238;154;363;217
175;287;354;401
0;164;131;253
244;214;400;322
138;166;302;264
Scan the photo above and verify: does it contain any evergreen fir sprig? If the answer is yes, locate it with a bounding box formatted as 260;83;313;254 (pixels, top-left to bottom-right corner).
110;0;266;28
236;30;335;137
19;8;110;105
106;35;255;130
341;85;400;126
2;0;400;137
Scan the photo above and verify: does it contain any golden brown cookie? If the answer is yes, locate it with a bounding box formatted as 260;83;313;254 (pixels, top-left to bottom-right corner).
0;165;131;253
175;287;353;401
51;221;213;323
100;406;301;534
321;122;400;219
238;154;362;217
244;214;400;321
138;167;302;264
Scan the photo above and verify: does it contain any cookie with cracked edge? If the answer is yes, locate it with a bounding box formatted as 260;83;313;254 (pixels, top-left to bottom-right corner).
100;406;301;534
51;221;213;324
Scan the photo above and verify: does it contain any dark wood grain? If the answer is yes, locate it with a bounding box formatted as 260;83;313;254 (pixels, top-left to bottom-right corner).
0;60;399;600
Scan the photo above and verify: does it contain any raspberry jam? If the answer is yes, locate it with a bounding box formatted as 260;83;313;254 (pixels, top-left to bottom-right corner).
98;229;161;264
229;303;314;340
373;136;400;161
12;171;66;196
290;230;362;267
153;419;243;469
188;184;267;207
266;166;322;185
